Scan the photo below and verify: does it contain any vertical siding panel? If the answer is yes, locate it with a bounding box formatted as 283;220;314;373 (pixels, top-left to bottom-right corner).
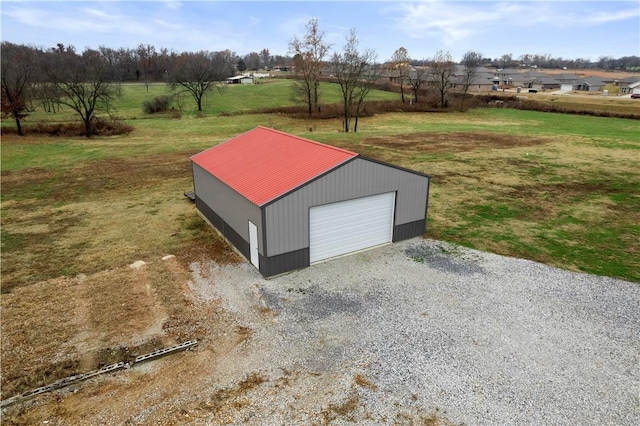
265;158;429;257
193;163;263;254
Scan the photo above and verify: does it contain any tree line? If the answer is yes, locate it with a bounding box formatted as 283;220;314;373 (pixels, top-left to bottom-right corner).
412;53;639;72
1;42;246;136
2;29;639;137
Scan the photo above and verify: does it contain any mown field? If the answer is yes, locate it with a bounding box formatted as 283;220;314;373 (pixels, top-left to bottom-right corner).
1;78;639;416
3;80;638;287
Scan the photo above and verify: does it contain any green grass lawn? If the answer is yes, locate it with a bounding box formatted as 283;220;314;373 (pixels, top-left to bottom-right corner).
2;82;639;288
11;78;399;124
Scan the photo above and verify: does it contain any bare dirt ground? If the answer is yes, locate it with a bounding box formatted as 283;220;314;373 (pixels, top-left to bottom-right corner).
541;69;638;79
0;253;256;425
362;132;550;154
2;253;457;425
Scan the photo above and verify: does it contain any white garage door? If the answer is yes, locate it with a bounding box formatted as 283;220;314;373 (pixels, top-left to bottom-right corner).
309;192;395;263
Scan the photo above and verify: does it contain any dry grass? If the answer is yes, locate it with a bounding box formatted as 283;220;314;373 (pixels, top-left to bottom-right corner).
1;101;638;422
0;140;242;403
1;150;239;292
318;123;639;281
0;258;224;399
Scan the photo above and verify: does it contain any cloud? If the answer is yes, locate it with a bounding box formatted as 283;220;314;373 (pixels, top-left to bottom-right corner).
391;1;520;45
278;15;314;38
4;3;137;35
577;7;639;25
390;0;639;46
163;1;183;11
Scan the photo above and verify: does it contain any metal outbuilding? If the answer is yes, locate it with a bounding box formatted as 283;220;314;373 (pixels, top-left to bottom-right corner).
190;126;431;277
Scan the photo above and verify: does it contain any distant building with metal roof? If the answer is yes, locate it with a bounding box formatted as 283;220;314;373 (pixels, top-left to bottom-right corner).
190;126;431;277
226;75;254;84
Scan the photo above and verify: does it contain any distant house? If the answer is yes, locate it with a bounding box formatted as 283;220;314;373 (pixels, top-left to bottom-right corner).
451;66;496;92
553;73;582;91
624;81;640;95
272;65;292;72
491;68;521;87
518;71;561;91
379;66;402;83
576;77;606;92
226;75;254;84
616;76;640;94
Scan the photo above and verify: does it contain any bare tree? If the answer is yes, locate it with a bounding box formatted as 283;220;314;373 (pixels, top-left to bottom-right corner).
390;47;411;103
244;52;261;71
331;29;378;132
289;18;331;116
157;47;177;83
352;62;380;133
170;51;231;112
498;53;514;68
427;50;456;108
45;46;121;138
1;42;37;136
136;44;157;92
406;65;426;104
459;50;483;111
259;48;272;70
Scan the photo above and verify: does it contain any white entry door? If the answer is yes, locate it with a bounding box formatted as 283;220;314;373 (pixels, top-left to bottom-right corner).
309;192;395;263
249;221;259;269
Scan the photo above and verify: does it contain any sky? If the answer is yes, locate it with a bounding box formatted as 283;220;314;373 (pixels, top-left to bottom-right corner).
1;0;639;62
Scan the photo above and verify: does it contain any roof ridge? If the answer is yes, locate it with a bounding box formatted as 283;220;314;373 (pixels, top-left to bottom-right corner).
255;125;358;157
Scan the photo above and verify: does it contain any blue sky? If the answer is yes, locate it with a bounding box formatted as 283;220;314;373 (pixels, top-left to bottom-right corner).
1;1;638;62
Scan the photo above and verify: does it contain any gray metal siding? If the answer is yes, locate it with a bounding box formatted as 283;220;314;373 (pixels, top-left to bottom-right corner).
393;219;427;242
196;195;250;259
260;248;310;277
264;158;429;257
192;163;263;255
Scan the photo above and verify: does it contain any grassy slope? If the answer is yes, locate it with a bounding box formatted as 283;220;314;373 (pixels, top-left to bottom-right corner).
1;82;639;288
12;78;398;123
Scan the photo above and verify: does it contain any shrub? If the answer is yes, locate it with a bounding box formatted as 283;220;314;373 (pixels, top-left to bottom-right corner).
91;117;135;136
0;118;134;137
143;95;172;114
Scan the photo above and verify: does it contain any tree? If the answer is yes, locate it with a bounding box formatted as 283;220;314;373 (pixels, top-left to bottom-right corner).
259;48;272;70
244;52;260;71
519;53;533;68
598;55;615;70
44;46;121;138
136;44;157;92
406;65;426;103
237;58;247;72
389;47;411;103
1;42;37;136
331;29;378;132
427;50;456;108
170;51;230;112
459;50;483;111
498;53;514;68
289;18;331;116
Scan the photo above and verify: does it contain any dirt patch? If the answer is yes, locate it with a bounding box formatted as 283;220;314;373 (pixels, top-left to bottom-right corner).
1;152;193;204
362;132;550;154
542;69;637;79
0;252;270;425
0;167;57;188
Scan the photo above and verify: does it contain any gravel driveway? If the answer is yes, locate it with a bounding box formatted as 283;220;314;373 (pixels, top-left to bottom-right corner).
189;238;639;425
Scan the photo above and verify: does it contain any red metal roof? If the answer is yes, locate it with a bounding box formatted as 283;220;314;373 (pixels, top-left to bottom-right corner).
191;126;358;206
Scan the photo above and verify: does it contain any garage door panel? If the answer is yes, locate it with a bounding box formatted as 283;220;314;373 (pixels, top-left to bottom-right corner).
310;192;395;263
